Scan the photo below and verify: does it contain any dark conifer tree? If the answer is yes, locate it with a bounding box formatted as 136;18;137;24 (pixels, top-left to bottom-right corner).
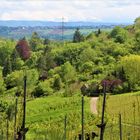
73;28;84;43
3;56;12;77
30;32;41;51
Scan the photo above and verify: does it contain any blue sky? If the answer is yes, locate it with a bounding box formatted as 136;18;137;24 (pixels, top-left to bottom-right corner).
0;0;140;23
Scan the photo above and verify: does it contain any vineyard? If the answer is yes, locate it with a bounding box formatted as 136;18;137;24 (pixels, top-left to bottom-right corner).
0;91;139;140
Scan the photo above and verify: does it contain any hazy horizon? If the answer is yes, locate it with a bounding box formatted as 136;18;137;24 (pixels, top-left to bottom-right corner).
0;0;140;23
0;20;132;23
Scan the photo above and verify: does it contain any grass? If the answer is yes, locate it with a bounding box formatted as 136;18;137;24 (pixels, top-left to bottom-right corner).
26;96;90;123
98;92;140;140
26;95;96;139
25;92;140;139
104;92;140;123
1;91;140;139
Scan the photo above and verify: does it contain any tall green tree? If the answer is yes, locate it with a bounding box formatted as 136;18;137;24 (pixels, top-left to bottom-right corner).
0;67;5;93
119;55;140;90
61;62;76;84
30;32;42;51
110;26;128;43
3;56;12;77
10;49;24;71
134;17;140;30
0;39;15;66
44;38;50;46
134;30;140;51
37;46;55;74
53;74;62;90
73;28;84;43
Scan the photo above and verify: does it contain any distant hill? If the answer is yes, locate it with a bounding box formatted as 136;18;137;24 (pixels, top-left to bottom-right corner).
0;20;130;27
0;20;131;40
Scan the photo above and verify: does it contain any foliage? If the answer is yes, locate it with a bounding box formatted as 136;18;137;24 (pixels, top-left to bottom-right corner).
3;56;12;77
110;26;128;43
53;74;62;90
135;29;140;45
118;55;140;91
30;32;43;51
0;67;5;93
99;92;140;140
5;69;39;94
26;96;93;139
61;61;77;84
73;28;84;43
1;17;140;140
134;16;140;29
16;38;31;60
33;79;53;97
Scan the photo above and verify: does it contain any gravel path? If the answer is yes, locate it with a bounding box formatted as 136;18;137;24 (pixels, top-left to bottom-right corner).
90;97;99;114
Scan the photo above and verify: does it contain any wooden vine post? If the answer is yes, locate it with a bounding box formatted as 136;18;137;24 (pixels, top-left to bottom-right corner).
99;82;106;140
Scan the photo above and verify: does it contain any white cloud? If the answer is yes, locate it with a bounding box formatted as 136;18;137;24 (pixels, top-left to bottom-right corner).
0;0;140;22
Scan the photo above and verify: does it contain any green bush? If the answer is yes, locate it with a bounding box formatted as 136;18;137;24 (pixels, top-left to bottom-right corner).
118;55;140;91
33;80;53;97
5;69;39;94
112;85;123;94
110;26;128;43
53;74;62;90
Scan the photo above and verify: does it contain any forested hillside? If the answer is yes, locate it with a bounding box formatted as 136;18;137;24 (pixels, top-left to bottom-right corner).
0;17;140;140
0;17;140;97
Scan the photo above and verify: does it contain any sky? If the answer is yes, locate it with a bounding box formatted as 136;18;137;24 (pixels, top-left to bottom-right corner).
0;0;140;23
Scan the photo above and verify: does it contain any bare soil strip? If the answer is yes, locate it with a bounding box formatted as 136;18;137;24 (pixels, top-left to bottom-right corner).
90;97;99;114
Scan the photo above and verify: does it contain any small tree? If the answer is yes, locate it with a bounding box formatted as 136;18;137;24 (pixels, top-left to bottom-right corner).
73;28;84;43
30;32;42;51
61;62;77;96
53;74;62;90
61;62;76;84
134;17;140;29
16;38;31;61
118;55;140;91
110;26;128;43
96;28;101;36
44;38;50;46
3;56;12;77
0;67;5;93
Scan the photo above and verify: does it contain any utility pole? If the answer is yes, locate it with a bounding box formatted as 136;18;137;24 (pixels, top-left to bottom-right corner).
99;82;106;140
119;114;122;140
81;96;84;140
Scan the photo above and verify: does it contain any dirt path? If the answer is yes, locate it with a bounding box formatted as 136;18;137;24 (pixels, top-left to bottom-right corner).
90;97;99;114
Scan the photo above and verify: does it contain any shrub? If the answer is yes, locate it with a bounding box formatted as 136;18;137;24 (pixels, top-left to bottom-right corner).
110;26;128;43
112;85;123;94
33;80;53;97
53;74;62;90
118;55;140;91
